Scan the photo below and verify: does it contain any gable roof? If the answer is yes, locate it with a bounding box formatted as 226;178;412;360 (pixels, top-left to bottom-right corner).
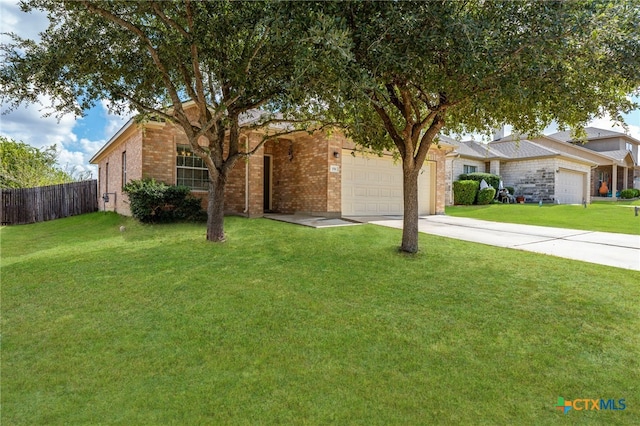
435;134;460;148
90;104;317;164
599;149;636;163
548;127;640;145
497;131;636;167
454;140;506;159
489;139;558;159
488;139;597;166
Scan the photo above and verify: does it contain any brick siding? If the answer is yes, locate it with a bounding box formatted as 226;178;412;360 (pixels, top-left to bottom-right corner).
93;121;448;217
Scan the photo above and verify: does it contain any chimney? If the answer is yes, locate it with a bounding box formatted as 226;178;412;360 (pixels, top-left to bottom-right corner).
493;127;505;141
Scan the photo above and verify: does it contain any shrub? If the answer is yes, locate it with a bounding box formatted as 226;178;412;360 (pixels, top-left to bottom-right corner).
477;187;496;205
505;186;515;196
459;172;501;192
123;178;206;223
620;188;638;199
453;180;479;205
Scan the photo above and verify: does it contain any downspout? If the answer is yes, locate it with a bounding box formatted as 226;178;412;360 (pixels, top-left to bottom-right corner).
242;134;250;215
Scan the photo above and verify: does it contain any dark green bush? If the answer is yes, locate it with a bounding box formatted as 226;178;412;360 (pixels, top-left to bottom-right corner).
453;180;479;205
505;186;515;196
477;187;496;205
620;188;638;199
123;178;206;223
459;172;501;192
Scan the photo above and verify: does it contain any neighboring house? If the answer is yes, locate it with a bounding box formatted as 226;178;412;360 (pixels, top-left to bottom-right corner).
444;139;507;205
446;138;596;204
446;126;640;204
90;105;453;218
534;128;640;199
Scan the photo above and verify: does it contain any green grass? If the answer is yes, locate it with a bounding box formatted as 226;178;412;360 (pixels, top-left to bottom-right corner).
446;200;640;235
2;213;639;424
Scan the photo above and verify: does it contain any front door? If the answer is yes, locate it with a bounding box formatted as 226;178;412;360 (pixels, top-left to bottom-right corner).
263;155;272;212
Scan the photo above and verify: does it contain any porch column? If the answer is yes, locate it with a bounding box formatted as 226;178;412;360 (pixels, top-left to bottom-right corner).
623;166;629;190
611;164;618;200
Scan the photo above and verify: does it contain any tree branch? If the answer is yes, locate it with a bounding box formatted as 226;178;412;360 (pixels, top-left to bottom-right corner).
150;1;190;38
79;1;183;112
184;0;207;116
245;25;271;75
370;93;406;157
415;113;445;165
385;83;405;114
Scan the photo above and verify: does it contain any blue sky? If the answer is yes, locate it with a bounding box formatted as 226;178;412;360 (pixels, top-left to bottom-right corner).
1;0;639;179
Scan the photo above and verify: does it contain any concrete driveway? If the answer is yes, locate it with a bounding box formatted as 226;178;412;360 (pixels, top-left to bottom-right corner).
365;215;640;271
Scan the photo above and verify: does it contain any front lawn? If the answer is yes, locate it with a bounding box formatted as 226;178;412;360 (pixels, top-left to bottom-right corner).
446;200;640;235
2;213;639;424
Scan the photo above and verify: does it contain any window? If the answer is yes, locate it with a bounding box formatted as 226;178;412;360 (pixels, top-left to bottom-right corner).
105;162;109;192
176;145;209;190
463;165;477;174
626;142;633;152
121;151;127;188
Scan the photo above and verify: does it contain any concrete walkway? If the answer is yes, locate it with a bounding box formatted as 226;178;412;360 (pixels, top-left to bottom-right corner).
264;214;362;228
367;215;640;271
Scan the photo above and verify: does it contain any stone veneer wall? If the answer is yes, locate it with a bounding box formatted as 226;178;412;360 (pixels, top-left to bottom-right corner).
500;158;557;202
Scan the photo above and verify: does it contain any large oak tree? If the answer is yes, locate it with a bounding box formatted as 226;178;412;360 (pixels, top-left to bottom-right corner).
1;0;341;241
323;0;640;253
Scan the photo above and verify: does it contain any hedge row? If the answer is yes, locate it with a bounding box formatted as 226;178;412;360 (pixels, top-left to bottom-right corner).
620;188;640;199
458;172;501;191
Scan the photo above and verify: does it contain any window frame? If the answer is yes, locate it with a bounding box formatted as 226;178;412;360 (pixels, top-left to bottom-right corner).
176;145;209;191
121;151;127;188
463;164;477;174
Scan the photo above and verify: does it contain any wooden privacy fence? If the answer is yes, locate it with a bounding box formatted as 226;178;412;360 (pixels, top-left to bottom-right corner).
1;180;98;225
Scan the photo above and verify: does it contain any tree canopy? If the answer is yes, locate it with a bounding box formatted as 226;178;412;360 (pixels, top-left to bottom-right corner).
2;1;639;251
0;136;75;188
1;0;344;241
321;0;640;252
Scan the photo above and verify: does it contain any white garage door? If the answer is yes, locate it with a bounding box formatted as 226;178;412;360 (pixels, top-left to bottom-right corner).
556;169;585;204
341;150;434;216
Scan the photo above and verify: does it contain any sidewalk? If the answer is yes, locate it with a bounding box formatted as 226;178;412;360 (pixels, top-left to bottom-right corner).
368;215;640;271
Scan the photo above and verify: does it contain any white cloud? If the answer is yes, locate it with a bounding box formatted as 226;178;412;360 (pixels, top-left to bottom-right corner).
0;0;49;44
100;99;132;136
0;96;78;149
0;95;109;179
587;116;640;141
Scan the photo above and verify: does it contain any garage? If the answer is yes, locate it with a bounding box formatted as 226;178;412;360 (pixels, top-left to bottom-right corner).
556;169;586;204
341;150;434;216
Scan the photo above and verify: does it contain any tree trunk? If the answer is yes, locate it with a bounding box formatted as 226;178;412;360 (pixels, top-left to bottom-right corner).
206;171;227;242
400;165;420;253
